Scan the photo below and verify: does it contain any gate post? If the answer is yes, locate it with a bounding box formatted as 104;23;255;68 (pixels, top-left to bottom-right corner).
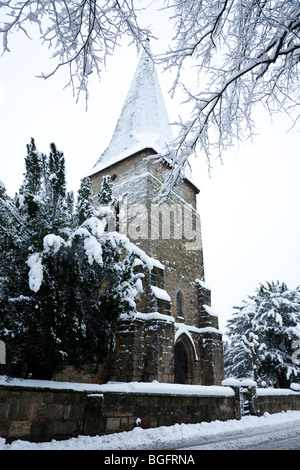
222;378;258;419
230;386;242;420
222;379;242;420
240;386;250;416
248;385;259;415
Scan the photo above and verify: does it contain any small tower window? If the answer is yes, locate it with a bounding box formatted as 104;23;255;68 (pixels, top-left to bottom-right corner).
176;291;184;319
151;266;164;289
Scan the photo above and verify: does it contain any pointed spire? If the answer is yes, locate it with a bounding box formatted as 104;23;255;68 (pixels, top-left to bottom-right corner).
89;45;173;175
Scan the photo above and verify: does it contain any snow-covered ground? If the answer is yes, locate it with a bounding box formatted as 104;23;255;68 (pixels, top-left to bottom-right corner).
1;410;300;450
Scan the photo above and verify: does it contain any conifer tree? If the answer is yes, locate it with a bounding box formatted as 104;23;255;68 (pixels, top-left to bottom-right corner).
47;143;67;227
22;138;42;215
225;281;300;388
98;175;113;205
0;140;147;379
76;176;94;225
97;175;121;232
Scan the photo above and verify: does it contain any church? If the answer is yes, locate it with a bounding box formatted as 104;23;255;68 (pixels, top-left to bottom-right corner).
62;46;224;386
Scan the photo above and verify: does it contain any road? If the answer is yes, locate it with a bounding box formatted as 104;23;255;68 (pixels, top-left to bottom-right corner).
175;419;300;450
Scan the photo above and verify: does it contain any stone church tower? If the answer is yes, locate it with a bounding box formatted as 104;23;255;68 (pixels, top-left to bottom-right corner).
86;47;224;386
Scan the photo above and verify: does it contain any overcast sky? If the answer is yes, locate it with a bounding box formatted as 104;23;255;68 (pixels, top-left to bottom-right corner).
0;10;299;334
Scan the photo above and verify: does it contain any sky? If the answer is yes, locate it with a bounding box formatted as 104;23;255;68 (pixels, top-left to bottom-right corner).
0;6;299;334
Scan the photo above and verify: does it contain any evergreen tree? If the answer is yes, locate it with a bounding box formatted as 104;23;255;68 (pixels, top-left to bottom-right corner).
0;181;33;375
21;138;42;217
0;140;147;379
16;138;73;249
97;175;121;232
76;176;94;225
47;143;67;227
98;175;113;205
224;300;256;381
225;281;300;388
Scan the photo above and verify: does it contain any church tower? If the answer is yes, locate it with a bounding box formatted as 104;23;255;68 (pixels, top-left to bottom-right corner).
87;47;224;385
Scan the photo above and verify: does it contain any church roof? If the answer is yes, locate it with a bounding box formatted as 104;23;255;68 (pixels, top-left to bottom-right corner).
88;45;173;176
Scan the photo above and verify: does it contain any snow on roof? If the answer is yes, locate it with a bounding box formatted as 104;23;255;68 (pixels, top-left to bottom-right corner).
203;304;219;317
151;285;171;302
196;278;211;291
119;311;223;335
88;45;173;177
120;311;175;324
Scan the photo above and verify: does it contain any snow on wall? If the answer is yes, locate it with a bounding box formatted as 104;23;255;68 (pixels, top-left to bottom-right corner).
222;378;300;396
203;304;219;318
151;285;171;302
120;311;174;324
4;374;298;397
196;278;211;291
0;375;234;397
257;388;300;396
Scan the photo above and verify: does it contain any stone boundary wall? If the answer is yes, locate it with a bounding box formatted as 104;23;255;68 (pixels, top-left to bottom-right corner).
0;379;300;443
222;379;300;419
0;380;235;443
0;384;104;443
257;388;300;416
101;390;235;434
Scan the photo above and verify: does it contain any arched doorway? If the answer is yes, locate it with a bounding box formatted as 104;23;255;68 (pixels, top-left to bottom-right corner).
174;341;187;384
174;334;196;384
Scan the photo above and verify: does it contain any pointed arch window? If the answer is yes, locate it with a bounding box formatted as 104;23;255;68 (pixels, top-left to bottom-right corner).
176;291;184;319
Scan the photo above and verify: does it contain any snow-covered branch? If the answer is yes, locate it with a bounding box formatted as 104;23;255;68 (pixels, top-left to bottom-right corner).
157;0;300;197
0;0;151;100
0;1;299;189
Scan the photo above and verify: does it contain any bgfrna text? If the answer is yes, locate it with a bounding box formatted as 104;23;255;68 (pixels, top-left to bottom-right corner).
104;454;195;467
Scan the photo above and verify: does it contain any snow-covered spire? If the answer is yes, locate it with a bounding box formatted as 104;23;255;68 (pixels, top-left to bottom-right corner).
89;45;173;175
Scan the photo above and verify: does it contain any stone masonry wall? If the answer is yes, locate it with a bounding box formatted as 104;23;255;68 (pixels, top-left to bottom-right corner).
108;315;175;384
89;149;225;387
101;391;235;434
1;382;300;443
0;385;300;442
0;384;104;443
90;150;216;335
0;382;235;442
257;390;300;415
90;151;205;325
